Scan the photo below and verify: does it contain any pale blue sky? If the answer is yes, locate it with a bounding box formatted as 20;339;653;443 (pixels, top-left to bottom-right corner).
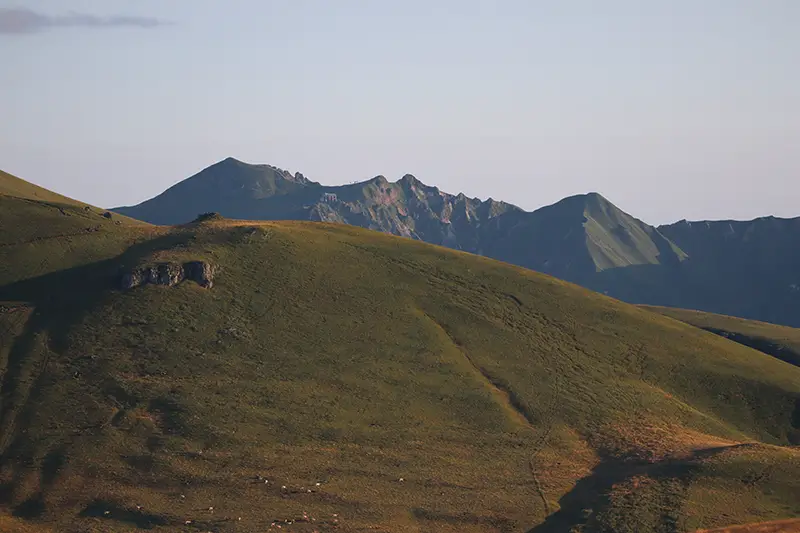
1;1;797;224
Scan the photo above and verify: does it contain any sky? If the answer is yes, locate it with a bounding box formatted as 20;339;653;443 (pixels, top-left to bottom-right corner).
1;1;798;224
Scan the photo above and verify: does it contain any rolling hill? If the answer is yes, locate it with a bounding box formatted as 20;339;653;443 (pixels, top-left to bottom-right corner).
0;170;92;207
2;174;800;532
114;158;800;327
0;170;151;288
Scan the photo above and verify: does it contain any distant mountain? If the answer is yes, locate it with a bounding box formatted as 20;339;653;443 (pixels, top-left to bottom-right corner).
481;192;687;283
116;157;521;249
113;158;319;224
643;305;800;368
657;216;800;326
115;158;800;326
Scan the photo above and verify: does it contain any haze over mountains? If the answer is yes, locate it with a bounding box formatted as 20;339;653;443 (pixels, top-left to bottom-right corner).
116;158;800;327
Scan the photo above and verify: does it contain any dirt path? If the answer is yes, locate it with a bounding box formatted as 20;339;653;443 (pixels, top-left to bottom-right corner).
458;348;554;516
421;310;558;517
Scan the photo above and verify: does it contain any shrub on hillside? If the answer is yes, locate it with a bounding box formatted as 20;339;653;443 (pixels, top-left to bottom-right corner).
194;212;225;223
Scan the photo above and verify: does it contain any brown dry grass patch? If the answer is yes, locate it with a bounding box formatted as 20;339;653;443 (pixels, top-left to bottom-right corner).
696;518;800;533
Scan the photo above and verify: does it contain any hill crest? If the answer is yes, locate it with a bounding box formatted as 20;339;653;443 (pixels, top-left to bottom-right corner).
0;169;90;207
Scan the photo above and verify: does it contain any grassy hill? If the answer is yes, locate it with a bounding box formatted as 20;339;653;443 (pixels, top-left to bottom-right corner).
1;175;799;532
643;306;800;368
0;169;152;287
0;170;91;207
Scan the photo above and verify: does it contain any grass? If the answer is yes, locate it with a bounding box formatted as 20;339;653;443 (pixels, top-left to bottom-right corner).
642;306;800;368
0;174;153;288
0;170;91;207
0;181;799;532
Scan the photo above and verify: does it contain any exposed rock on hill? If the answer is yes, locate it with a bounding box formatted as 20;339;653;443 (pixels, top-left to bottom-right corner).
119;261;215;290
184;261;215;288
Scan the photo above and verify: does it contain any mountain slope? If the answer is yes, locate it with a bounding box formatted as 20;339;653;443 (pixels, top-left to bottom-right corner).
657;217;800;327
2;185;800;532
115;159;522;252
482;192;686;285
114;158;320;225
308;173;520;251
643;306;800;368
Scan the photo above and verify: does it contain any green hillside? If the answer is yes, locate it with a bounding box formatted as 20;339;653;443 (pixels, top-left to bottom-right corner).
643;306;800;368
1;188;799;532
0;170;90;207
0;169;152;287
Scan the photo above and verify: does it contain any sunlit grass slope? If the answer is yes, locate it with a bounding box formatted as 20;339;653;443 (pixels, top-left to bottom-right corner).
0;214;798;531
0;171;153;287
0;170;90;207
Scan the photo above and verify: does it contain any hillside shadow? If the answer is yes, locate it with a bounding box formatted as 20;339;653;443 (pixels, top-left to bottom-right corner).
0;231;197;511
699;327;800;368
10;445;67;518
527;456;697;533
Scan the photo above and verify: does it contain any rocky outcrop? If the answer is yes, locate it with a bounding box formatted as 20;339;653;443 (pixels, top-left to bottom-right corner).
119;261;215;290
184;261;215;288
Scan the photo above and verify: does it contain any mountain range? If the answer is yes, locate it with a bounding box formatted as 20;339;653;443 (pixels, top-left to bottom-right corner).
116;158;800;327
